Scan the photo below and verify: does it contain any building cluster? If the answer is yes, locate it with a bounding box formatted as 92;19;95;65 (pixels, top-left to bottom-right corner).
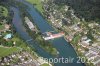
0;52;39;66
84;46;100;66
79;35;100;66
43;1;71;28
42;1;100;66
0;18;51;66
70;22;100;66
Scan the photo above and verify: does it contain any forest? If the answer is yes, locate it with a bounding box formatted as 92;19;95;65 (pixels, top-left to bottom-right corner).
54;0;100;21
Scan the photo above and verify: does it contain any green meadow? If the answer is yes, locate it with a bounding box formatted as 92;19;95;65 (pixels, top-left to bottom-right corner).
0;46;21;58
26;0;44;13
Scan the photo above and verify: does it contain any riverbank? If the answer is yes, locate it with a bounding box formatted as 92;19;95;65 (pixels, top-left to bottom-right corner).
22;15;58;56
10;0;85;66
26;0;44;14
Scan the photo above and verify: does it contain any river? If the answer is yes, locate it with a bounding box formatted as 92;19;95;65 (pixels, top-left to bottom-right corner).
11;7;53;59
10;0;85;66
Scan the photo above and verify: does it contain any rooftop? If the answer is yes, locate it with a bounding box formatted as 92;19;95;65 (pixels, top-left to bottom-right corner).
4;34;12;39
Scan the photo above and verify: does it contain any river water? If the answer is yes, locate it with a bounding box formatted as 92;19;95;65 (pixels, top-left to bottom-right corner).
11;7;53;58
10;0;85;66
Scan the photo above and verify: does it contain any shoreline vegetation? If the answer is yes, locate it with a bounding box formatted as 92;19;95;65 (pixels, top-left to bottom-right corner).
10;0;58;56
22;14;58;56
1;0;83;61
0;0;97;66
0;0;58;59
0;6;8;18
26;0;44;14
25;0;94;66
25;0;81;58
0;0;38;60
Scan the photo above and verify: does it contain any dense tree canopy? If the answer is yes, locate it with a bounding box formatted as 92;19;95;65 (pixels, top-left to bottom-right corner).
53;0;100;21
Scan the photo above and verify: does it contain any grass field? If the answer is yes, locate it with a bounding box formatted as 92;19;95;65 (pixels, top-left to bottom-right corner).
0;6;8;17
72;34;81;44
0;24;4;30
11;37;28;50
0;46;21;58
41;63;50;66
0;35;34;58
26;0;44;13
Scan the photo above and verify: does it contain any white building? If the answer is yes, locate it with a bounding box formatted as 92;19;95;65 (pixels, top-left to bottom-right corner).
25;17;35;30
